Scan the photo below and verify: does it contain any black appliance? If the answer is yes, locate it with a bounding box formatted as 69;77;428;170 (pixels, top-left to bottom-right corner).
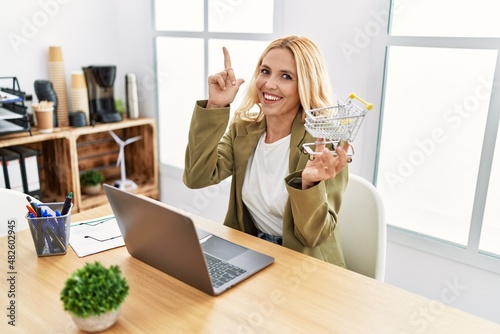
82;65;122;124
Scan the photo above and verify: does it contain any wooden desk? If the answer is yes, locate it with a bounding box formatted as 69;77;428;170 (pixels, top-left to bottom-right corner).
2;206;499;333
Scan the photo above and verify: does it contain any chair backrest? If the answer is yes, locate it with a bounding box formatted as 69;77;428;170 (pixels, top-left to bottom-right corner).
0;188;31;236
338;174;386;281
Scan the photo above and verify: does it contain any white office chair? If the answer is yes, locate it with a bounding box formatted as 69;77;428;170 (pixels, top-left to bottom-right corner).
0;188;31;236
338;174;386;281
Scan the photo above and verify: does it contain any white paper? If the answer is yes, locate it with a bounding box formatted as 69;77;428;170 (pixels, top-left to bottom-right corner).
69;215;124;257
0;107;23;120
0;91;22;103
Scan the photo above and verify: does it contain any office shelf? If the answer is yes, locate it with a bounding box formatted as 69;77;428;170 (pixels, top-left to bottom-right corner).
0;117;158;212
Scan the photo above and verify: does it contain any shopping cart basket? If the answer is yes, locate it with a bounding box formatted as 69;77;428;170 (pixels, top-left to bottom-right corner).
303;93;373;162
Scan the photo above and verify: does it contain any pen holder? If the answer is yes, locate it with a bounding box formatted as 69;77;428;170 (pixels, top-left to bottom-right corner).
26;202;72;256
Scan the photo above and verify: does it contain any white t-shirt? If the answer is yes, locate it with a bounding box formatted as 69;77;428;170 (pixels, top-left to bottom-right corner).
242;132;290;236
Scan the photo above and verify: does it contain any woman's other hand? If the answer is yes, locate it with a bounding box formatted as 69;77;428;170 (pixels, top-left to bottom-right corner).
207;47;245;108
301;140;349;190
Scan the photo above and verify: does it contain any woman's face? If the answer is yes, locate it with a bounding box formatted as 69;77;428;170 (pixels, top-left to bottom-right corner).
255;48;301;120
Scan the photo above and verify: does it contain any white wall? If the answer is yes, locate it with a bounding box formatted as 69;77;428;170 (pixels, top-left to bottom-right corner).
0;0;155;119
3;0;499;325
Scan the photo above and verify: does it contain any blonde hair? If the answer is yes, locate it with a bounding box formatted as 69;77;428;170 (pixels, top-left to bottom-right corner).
234;35;334;122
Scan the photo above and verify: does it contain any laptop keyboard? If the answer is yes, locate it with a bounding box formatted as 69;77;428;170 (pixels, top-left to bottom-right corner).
205;253;247;288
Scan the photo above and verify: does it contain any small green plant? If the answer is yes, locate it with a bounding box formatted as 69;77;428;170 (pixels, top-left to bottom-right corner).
60;261;129;318
115;99;125;114
80;170;105;186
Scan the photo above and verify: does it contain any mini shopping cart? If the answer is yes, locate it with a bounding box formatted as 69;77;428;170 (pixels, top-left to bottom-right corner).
302;93;373;163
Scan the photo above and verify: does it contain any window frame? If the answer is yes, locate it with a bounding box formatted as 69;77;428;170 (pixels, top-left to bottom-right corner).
152;0;284;101
376;3;500;274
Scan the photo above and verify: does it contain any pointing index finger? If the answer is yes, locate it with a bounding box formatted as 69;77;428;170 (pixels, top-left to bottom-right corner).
222;47;236;85
223;47;232;69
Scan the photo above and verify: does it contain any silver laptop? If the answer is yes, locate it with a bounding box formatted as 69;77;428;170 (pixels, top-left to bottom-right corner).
104;184;274;296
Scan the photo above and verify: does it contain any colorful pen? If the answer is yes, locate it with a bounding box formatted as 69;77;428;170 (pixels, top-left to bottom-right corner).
26;205;37;217
26;195;37;212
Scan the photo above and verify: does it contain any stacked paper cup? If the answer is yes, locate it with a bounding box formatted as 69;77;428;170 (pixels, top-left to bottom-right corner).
48;46;70;127
71;71;90;125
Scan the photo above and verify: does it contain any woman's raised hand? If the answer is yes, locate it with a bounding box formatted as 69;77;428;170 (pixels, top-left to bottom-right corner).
206;47;245;109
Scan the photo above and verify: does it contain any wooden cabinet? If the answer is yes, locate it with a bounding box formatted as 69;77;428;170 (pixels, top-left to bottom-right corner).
0;118;158;212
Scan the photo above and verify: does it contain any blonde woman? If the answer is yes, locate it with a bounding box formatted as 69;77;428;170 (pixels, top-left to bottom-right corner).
183;36;349;266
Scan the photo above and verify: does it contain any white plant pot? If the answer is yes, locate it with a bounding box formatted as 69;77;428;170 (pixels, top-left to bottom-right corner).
71;308;121;332
82;184;102;195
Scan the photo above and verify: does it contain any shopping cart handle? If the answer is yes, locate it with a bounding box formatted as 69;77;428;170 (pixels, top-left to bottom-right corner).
349;92;373;110
302;141;355;163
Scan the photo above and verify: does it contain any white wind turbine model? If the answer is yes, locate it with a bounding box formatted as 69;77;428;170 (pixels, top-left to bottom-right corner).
108;130;142;191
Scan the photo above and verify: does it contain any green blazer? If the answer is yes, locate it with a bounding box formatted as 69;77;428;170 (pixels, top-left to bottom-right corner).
183;100;348;266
